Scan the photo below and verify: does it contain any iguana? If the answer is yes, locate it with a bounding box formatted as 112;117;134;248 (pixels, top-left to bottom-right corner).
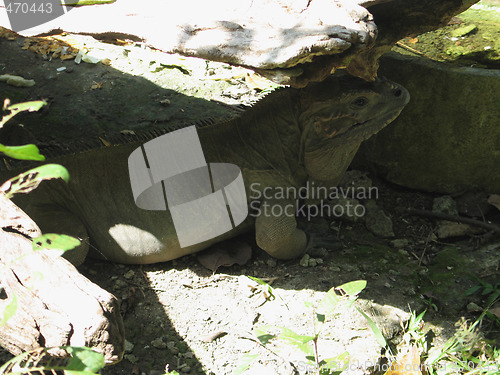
5;73;409;265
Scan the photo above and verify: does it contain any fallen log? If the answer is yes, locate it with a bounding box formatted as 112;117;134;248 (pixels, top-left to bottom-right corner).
0;0;479;87
0;193;124;365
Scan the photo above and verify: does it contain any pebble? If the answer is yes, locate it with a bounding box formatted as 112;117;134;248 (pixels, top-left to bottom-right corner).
466;302;482;312
124;340;134;353
330;265;341;272
397;249;409;257
432;195;458;216
167;341;180;355
266;258;277;268
124;354;139;363
308;258;317;267
390;239;409;249
124;270;135;279
299;254;310;267
364;200;395;238
113;279;127;289
151;338;167;349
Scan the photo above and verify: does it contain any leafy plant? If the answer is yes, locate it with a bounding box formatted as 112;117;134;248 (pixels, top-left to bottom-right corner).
0;346;105;374
0;99;46;161
386;308;499;375
0;99;99;374
235;280;372;375
424;317;499;375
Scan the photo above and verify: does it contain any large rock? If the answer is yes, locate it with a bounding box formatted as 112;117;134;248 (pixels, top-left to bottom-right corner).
353;52;500;194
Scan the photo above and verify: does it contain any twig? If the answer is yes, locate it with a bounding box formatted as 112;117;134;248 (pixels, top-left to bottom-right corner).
395;41;435;60
406;208;500;234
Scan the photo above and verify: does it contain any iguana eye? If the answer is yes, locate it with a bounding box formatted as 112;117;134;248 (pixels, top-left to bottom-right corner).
351;96;368;107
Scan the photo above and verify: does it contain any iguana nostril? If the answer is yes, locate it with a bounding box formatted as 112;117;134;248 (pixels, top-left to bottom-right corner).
393;88;402;97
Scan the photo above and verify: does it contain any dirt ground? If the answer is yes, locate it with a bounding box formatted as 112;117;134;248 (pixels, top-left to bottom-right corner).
0;25;499;375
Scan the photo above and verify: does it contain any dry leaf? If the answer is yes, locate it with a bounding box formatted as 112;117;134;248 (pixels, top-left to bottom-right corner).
197;241;252;272
487;194;500;211
99;137;111;146
489;306;500;319
384;345;422;375
245;72;276;91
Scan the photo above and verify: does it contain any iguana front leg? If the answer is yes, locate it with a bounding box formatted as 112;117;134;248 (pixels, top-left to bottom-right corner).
255;198;341;259
254;198;308;259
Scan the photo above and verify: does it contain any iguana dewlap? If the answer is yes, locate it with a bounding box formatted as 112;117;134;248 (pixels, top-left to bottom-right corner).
10;74;409;265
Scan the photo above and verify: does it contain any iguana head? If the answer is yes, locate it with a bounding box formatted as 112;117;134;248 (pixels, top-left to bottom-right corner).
298;73;409;182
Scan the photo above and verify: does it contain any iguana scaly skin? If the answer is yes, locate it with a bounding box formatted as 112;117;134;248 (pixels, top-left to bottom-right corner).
9;74;409;265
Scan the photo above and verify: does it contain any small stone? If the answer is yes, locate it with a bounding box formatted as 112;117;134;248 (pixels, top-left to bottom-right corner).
183;351;195;359
432;195;458;216
124;340;134;353
151;338;167;349
123;270;135;279
160;98;171;106
299;254;310;267
181;366;191;373
466;302;482;312
266;258;277;268
166;341;176;350
113;279;127;289
308;258;317;267
330;265;341;272
390;239;409;249
437;221;476;239
171;347;180;355
124;354;139;363
316;258;323;265
364;200;395;238
398;249;409;257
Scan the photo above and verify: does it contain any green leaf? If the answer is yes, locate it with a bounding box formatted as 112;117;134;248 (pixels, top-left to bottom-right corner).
247;276;275;301
1;100;47;128
5;100;46;114
356;307;387;348
0;293;17;325
316;287;340;316
32;234;81;252
233;353;259;375
277;327;315;356
465;285;482;296
256;334;275;345
254;325;276;345
337;280;367;296
1;164;69;198
0;143;45;161
320;351;350;375
63;346;105;372
64;0;117;6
